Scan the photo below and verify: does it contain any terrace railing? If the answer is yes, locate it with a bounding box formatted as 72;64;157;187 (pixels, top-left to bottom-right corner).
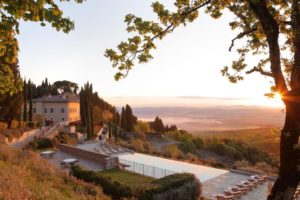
119;158;175;179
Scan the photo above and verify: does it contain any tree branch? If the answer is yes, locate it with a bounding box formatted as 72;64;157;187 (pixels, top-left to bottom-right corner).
246;66;274;77
281;20;292;26
229;28;257;51
248;0;288;93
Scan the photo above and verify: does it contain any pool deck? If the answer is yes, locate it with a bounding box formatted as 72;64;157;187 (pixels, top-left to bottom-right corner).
49;143;273;199
202;172;271;200
47;151;105;172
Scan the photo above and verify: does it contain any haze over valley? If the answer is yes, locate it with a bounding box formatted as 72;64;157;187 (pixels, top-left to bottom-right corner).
109;96;285;132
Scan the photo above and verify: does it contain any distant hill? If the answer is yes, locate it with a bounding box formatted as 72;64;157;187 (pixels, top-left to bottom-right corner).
133;105;284;132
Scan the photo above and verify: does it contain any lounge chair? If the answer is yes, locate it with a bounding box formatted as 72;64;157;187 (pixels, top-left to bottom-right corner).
228;186;247;195
224;188;243;199
214;194;235;200
236;183;252;192
247;178;260;186
250;175;265;183
241;180;256;188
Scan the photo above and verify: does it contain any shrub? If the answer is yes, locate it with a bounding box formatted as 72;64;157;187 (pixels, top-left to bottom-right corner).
19;121;27;128
28;138;54;149
71;166;132;199
206;143;243;160
134;121;151;133
52;132;78;146
185;153;198;162
179;140;196;154
26;122;35;128
0;122;8;129
136;173;201;200
0;128;29;141
234;160;250;169
254;162;277;175
10;120;19;129
130;138;144;152
193;137;205;149
144;142;155;154
133;131;147;140
212;162;227;169
163;144;183;159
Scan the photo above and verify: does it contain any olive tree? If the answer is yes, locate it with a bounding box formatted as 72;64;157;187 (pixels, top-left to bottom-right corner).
105;1;300;199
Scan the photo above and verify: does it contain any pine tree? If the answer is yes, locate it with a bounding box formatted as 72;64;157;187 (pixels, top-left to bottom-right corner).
152;116;165;133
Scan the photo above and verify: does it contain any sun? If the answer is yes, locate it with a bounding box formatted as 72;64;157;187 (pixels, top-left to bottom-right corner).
250;92;285;107
263;92;284;107
272;93;284;107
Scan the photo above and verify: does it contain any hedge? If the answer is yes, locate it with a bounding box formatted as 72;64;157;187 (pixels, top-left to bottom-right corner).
70;166;132;199
28;137;53;149
136;173;201;200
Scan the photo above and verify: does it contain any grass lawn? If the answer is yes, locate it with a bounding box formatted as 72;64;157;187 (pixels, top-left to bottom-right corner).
98;169;154;190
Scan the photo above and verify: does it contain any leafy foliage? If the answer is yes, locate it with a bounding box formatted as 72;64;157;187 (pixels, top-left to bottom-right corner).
106;0;300;96
28;137;54;150
0;62;22;127
0;0;84;95
136;173;201;200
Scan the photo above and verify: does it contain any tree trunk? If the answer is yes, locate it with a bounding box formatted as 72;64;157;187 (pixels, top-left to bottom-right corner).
268;89;300;200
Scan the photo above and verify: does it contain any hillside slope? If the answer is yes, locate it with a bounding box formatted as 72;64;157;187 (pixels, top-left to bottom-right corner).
0;143;110;200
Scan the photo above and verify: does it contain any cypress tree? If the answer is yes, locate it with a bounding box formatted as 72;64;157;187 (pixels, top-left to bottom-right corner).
28;80;33;122
120;107;126;131
85;83;91;139
23;79;27;122
81;82;95;140
125;104;134;132
79;87;87;128
89;84;94;138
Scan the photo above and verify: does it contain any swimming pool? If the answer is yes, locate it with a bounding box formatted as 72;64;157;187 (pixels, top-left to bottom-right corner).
118;153;228;182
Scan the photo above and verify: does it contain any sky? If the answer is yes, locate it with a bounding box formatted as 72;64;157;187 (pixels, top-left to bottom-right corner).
17;0;282;107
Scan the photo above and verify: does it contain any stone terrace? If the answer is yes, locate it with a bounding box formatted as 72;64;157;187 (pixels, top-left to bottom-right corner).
203;172;272;200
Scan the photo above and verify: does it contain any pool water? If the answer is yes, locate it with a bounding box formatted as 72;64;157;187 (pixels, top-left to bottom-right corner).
118;153;228;182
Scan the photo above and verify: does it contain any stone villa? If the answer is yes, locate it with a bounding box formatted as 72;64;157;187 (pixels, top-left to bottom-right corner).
32;93;80;124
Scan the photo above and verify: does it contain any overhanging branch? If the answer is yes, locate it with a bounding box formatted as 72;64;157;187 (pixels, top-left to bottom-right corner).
246;66;274;77
130;0;212;62
142;0;212;51
229;28;257;51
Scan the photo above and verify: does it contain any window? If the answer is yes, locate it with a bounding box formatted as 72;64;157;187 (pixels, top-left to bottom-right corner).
33;108;36;114
50;108;54;113
61;118;64;121
61;108;65;113
44;108;47;113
